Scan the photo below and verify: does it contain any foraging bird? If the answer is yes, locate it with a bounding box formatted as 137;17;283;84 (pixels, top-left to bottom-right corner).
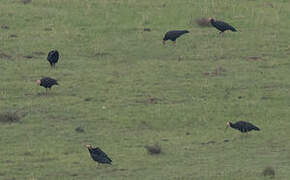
47;50;59;68
209;18;237;34
86;144;112;165
226;121;260;133
37;77;58;93
163;30;189;45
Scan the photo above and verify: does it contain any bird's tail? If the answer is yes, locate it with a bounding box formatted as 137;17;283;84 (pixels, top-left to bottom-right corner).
253;126;260;131
230;27;237;32
183;30;190;34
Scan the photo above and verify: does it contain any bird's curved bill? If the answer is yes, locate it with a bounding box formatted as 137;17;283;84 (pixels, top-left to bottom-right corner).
224;125;229;132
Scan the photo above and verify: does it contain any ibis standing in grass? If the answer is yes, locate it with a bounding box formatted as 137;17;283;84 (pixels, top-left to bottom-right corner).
86;144;112;166
209;18;237;34
47;50;59;68
226;121;260;133
163;30;189;45
37;77;58;94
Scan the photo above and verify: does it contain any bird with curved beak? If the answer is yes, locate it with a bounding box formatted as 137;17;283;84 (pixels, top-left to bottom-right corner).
162;30;189;45
209;17;237;34
86;144;112;166
37;77;58;94
225;121;260;134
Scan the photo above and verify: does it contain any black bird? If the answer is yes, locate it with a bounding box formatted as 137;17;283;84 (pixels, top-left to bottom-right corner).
47;50;59;68
209;18;237;34
226;121;260;133
86;144;112;165
163;30;189;45
37;77;58;93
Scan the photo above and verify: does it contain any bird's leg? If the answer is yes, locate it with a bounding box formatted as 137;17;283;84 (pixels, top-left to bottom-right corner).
219;32;224;36
173;41;176;46
45;88;48;95
96;163;101;168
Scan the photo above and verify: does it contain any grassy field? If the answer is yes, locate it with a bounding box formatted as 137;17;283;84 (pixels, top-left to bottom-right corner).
1;0;290;179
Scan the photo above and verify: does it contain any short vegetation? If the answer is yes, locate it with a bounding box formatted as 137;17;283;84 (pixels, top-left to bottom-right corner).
0;0;289;179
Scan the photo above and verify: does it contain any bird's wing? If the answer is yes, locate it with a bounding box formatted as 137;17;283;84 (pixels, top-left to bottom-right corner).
91;148;103;155
232;121;245;131
174;31;187;37
164;31;174;38
93;148;112;162
47;51;53;60
247;123;260;131
54;51;59;61
45;78;57;86
214;21;227;30
168;31;187;40
217;21;236;31
47;51;59;62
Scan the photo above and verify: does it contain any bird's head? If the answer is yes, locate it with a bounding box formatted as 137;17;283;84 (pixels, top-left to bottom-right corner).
162;40;166;45
225;121;231;131
86;144;92;149
208;17;215;22
37;79;41;85
162;36;167;45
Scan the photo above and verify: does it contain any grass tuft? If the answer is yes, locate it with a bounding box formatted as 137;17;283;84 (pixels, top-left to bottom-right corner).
0;52;12;60
262;166;275;178
20;0;32;4
0;112;20;123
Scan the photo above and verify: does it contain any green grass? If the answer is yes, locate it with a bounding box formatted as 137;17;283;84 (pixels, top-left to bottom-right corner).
1;0;290;179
